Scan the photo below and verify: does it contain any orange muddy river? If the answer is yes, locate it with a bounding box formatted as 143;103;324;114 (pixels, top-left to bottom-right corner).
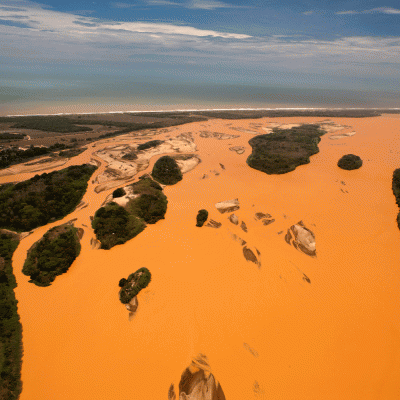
2;115;400;399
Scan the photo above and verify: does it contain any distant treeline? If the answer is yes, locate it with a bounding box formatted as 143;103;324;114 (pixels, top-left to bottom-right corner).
0;231;23;400
0;133;25;141
392;169;400;230
0;164;97;232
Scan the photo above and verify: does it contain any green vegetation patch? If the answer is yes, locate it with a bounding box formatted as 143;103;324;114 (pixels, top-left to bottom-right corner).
0;133;25;141
337;154;363;170
152;155;183;185
126;177;168;224
112;187;126;198
22;224;81;286
121;151;138;161
0;164;97;232
92;202;146;250
0;116;93;133
119;267;151;304
247;124;326;175
196;209;208;227
92;177;167;249
392;169;400;230
137;140;163;151
0;231;23;400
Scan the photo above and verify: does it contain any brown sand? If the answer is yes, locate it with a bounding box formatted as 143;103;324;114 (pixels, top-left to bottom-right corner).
3;115;400;399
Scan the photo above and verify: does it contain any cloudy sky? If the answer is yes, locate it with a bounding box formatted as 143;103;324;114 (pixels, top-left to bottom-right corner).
1;0;400;111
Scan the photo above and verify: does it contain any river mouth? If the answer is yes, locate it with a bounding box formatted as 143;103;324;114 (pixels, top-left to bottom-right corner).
4;114;400;399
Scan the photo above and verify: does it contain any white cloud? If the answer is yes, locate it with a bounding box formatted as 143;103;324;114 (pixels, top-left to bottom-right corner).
336;6;400;15
302;11;314;15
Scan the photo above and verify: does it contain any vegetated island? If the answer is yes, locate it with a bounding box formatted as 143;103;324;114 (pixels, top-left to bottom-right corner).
337;154;363;170
196;209;209;227
92;177;167;249
0;164;97;232
0;231;23;400
246;124;326;174
22;224;81;286
152;155;183;185
392;169;400;230
118;267;152;305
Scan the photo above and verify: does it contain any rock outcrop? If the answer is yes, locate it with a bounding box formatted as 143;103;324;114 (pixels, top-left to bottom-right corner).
228;214;239;225
215;199;240;214
176;354;226;400
285;221;316;257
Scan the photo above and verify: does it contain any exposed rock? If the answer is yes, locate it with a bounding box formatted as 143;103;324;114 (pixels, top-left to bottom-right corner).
302;274;311;284
240;221;248;233
255;212;272;220
285;221;316;257
229;146;245;155
206;220;222;229
219;163;225;170
231;234;246;246
168;384;176;400
243;246;261;267
215;199;240;214
178;354;226;400
262;218;275;225
228;214;239;225
125;296;138;321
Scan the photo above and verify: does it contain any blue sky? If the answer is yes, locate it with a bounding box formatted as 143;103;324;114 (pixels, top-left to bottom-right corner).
1;0;400;110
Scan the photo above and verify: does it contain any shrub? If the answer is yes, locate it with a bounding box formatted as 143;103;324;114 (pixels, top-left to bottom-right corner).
113;187;126;198
119;267;152;304
137;140;163;151
119;278;127;287
337;154;363;170
152;155;183;185
196;209;208;227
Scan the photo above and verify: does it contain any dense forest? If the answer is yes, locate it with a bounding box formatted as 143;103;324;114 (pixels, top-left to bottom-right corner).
0;164;97;232
22;225;81;286
0;231;23;400
152;155;183;185
337;154;363;170
247;124;326;174
92;177;167;249
119;267;152;304
392;169;400;230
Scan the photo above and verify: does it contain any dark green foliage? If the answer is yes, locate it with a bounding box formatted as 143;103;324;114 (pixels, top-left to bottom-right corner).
119;267;151;304
0;133;25;141
119;278;127;287
92;202;146;250
196;209;208;227
0;232;23;400
0;164;96;232
3;116;92;133
113;188;126;198
22;225;81;286
152;155;183;185
137;140;163;151
392;169;400;231
121;151;138;160
127;178;167;224
247;124;326;175
337;154;363;170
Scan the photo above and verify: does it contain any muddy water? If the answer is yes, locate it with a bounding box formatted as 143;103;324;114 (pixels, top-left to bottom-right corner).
4;115;400;399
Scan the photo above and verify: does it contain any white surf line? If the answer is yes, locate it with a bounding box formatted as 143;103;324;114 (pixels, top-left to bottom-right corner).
5;107;400;118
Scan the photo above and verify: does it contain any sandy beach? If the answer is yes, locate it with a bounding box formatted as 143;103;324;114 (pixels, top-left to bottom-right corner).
3;114;400;399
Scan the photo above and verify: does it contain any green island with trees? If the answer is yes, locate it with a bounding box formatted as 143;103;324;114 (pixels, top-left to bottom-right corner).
392;169;400;230
246;124;326;174
0;164;97;232
137;140;164;151
22;224;81;287
0;231;23;400
152;155;183;185
196;209;209;227
92;177;168;249
337;154;363;170
118;267;152;304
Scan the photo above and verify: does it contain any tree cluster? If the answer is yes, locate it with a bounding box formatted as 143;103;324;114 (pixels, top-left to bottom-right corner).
152;155;183;185
196;209;208;227
113;187;126;198
337;154;363;170
392;169;400;230
247;124;326;174
137;140;163;151
0;232;23;400
0;164;97;232
119;267;152;304
22;225;81;286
